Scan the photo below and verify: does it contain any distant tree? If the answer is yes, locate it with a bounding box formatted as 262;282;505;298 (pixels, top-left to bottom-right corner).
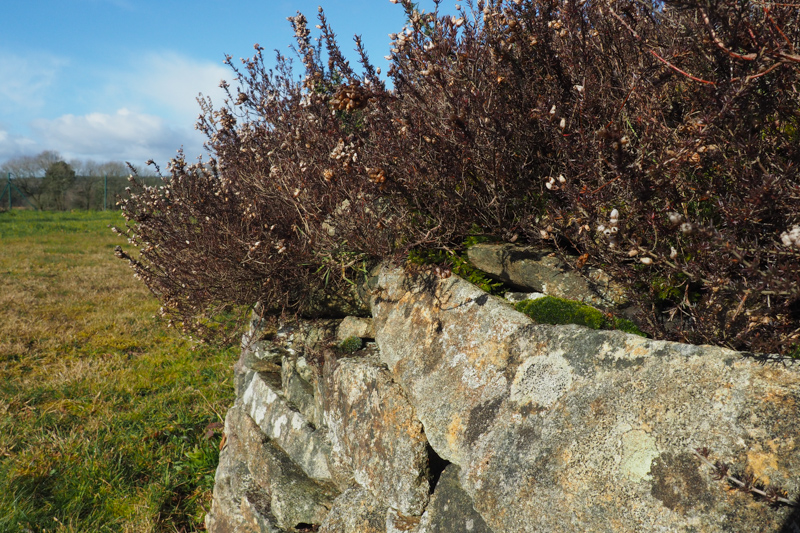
68;159;127;210
1;151;63;209
44;161;76;210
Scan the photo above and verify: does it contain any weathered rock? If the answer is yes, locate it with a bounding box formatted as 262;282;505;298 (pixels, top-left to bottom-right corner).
237;316;337;432
371;265;800;533
385;508;423;533
244;319;338;368
336;316;375;341
206;404;338;533
206;419;277;533
281;355;322;429
503;291;545;304
241;373;332;481
318;487;387;533
417;465;493;533
467;243;626;306
323;354;430;514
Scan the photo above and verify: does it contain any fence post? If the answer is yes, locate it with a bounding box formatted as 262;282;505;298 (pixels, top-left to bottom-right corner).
7;172;11;211
104;175;107;211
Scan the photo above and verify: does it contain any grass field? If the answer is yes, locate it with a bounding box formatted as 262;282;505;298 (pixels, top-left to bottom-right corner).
0;210;237;532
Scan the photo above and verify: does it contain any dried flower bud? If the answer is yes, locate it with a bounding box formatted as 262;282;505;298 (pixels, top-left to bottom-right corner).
609;208;619;222
668;212;683;225
780;225;800;248
680;223;694;234
670;247;678;259
640;257;653;265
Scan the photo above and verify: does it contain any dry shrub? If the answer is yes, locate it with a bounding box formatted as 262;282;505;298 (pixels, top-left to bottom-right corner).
119;0;800;355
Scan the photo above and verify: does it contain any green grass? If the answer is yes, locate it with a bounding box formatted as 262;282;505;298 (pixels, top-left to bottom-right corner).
0;210;237;532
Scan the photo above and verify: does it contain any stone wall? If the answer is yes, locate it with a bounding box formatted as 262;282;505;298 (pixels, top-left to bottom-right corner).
206;256;800;533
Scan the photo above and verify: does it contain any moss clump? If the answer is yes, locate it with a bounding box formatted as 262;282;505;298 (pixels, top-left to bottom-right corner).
338;335;363;354
515;296;606;329
515;296;646;337
609;316;647;337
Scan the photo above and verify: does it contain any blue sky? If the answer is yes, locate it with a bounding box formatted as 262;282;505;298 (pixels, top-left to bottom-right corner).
0;0;453;169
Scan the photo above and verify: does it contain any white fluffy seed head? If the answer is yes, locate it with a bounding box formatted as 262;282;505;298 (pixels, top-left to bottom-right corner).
668;212;683;225
680;223;694;234
609;208;619;221
780;225;800;248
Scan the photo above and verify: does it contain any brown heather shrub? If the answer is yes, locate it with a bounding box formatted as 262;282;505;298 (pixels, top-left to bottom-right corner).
118;0;800;355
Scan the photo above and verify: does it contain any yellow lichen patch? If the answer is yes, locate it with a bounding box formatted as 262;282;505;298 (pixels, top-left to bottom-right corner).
762;390;796;410
623;337;651;358
746;440;781;484
447;414;464;452
559;447;573;466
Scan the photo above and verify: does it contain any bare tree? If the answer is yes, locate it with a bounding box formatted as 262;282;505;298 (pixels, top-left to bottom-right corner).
1;151;63;209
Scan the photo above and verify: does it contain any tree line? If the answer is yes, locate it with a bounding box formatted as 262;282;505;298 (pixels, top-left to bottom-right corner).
0;151;158;211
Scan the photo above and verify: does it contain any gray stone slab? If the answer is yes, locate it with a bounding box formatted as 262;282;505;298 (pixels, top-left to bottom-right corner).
241;373;332;481
371;265;800;533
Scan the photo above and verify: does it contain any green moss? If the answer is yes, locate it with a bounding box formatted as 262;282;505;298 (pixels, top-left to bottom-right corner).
788;344;800;360
609;316;647;337
515;296;647;337
515;296;606;329
338;335;363;354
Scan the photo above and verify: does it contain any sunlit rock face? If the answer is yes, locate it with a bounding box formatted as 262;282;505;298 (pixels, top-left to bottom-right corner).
207;259;800;533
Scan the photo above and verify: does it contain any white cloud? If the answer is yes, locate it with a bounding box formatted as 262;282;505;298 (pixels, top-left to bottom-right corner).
0;50;68;115
30;108;208;166
0;127;39;161
0;49;231;166
116;51;231;124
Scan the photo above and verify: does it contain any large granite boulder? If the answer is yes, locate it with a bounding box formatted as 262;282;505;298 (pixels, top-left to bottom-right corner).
205;404;339;532
208;260;799;533
318;487;387;533
370;265;800;532
323;353;430;514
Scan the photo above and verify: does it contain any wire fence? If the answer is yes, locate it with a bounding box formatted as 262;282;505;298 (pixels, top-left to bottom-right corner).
0;174;162;212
